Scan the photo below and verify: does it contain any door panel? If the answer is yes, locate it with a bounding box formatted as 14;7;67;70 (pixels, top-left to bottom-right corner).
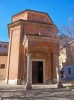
32;61;43;84
38;62;43;83
32;61;38;83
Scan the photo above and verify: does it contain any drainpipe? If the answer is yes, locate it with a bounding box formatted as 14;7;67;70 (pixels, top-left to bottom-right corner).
51;52;53;83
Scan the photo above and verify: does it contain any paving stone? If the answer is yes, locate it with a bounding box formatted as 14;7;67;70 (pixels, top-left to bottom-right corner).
0;84;73;100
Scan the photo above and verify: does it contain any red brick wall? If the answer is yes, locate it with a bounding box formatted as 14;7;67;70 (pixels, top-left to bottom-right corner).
0;56;7;80
12;10;52;24
6;26;21;81
12;12;27;22
27;11;52;24
23;22;57;37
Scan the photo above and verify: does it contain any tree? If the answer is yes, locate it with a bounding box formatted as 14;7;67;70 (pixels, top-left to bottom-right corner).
59;18;74;65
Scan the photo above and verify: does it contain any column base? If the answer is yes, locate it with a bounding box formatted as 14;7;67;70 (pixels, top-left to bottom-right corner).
25;83;32;90
56;82;63;88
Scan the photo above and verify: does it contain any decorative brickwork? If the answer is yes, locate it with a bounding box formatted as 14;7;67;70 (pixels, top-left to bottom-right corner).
6;10;59;85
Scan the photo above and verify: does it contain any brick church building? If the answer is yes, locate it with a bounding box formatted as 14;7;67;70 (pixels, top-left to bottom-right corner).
4;9;61;88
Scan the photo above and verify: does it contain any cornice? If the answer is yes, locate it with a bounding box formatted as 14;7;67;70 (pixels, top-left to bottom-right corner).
8;19;54;29
25;34;59;43
8;19;58;38
8;19;23;28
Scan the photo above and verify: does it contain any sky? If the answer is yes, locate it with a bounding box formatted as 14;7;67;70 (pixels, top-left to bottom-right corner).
0;0;74;42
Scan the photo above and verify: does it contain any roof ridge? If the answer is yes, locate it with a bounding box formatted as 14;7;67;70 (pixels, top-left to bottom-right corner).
12;9;48;17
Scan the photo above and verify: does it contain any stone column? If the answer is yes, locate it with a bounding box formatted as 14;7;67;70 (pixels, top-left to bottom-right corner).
56;55;63;88
25;53;32;90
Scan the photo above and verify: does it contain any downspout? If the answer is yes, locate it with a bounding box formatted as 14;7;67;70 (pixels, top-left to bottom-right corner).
51;52;53;83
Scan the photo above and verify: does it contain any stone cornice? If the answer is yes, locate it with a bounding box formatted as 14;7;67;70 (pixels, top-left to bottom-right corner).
8;19;54;29
8;19;23;28
8;19;58;38
25;34;59;43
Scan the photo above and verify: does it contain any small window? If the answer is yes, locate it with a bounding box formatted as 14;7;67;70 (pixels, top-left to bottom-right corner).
68;68;71;74
0;64;5;69
4;45;7;49
60;70;64;78
0;44;2;48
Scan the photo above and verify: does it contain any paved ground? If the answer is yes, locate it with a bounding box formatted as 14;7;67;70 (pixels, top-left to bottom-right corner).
0;83;74;100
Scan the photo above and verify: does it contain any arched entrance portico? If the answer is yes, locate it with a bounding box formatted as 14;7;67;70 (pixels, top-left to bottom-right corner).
28;42;52;84
22;34;62;90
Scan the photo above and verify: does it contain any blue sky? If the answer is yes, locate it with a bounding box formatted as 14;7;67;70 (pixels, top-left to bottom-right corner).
0;0;74;42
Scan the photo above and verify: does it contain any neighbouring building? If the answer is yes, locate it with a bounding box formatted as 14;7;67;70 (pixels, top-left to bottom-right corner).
59;34;72;47
0;42;8;80
0;10;60;86
59;38;74;79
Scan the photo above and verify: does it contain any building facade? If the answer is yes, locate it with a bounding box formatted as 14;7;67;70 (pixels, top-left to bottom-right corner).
59;40;74;79
0;42;8;80
5;10;59;86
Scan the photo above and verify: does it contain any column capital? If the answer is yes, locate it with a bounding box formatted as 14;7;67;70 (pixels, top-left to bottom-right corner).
26;53;32;56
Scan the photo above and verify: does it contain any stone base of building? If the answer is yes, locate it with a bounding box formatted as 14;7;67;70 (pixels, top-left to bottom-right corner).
47;78;57;84
5;78;57;85
5;78;21;85
53;78;57;83
20;80;26;85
